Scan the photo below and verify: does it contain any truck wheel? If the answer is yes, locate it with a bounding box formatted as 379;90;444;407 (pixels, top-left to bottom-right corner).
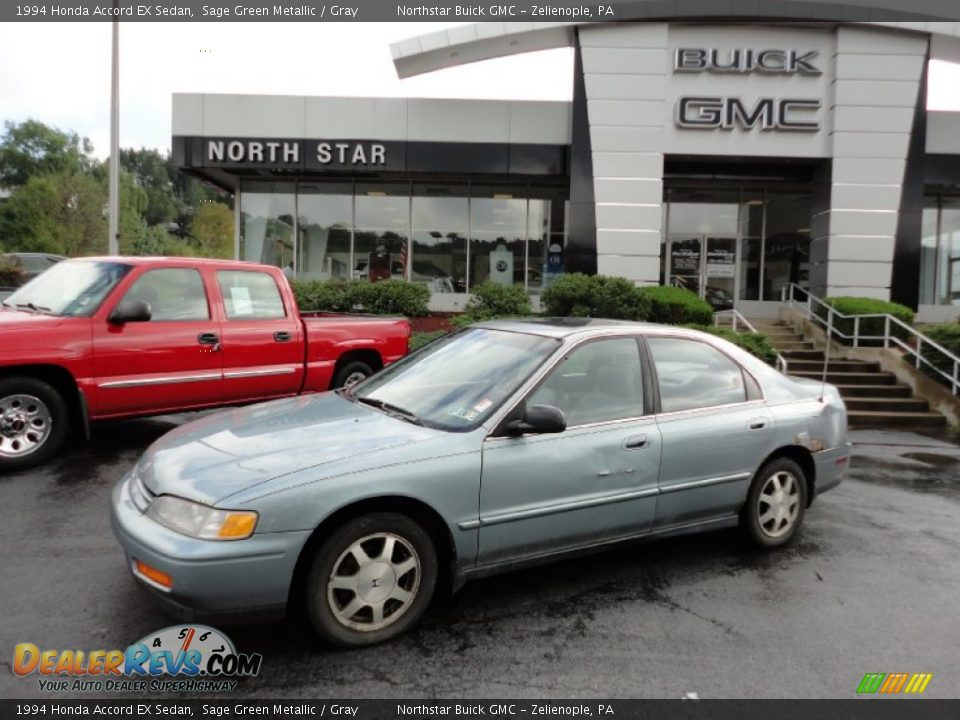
306;513;438;647
741;457;808;548
0;376;69;472
332;361;374;390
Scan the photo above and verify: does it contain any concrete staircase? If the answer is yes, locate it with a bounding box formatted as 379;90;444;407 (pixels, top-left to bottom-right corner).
749;320;947;431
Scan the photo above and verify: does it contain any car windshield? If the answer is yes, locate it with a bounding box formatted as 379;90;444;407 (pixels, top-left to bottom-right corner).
2;260;132;317
352;327;560;431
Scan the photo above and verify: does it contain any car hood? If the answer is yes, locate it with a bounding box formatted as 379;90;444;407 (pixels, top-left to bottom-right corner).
0;307;66;330
138;392;442;506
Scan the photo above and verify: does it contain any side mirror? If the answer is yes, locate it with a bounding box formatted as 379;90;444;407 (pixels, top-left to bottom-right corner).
503;404;567;436
108;299;151;324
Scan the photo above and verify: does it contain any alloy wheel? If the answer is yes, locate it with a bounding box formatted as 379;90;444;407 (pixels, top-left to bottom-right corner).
757;470;801;539
0;394;53;459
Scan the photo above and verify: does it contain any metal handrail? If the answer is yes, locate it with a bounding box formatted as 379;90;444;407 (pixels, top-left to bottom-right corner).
781;283;960;396
714;308;789;374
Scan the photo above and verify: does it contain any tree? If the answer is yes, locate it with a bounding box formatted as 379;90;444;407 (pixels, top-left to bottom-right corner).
1;171;106;256
191;200;234;258
0;120;93;189
120;148;179;226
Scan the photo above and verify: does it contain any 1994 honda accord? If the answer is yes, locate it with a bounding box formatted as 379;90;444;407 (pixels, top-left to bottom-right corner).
112;319;850;647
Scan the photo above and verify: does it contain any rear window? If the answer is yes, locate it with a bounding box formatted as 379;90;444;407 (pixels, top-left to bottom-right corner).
217;270;286;319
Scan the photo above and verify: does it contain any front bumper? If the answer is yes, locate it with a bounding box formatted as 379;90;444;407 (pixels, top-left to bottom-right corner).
110;474;311;623
812;442;852;500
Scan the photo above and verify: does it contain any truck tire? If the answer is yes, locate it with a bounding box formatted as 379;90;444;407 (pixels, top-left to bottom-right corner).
306;513;438;647
0;376;69;472
332;360;374;390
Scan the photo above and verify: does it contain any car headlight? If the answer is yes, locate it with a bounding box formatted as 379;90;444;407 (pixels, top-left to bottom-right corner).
146;495;258;541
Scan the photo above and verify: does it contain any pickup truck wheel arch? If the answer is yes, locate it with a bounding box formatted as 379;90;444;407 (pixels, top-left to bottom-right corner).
330;350;383;390
0;365;85;436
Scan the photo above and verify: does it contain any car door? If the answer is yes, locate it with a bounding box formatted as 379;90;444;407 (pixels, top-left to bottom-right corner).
92;266;223;416
646;335;776;530
478;337;662;566
215;268;305;403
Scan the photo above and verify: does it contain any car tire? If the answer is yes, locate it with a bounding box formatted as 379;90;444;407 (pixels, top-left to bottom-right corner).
0;376;69;472
331;361;374;390
741;457;808;548
306;513;438;648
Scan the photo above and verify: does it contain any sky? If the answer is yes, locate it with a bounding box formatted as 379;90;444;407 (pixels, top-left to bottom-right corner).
0;21;959;158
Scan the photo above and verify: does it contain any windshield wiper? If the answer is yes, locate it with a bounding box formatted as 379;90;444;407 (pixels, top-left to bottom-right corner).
16;302;53;313
356;397;423;426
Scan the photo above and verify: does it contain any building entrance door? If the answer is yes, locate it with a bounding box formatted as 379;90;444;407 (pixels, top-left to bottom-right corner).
666;235;738;310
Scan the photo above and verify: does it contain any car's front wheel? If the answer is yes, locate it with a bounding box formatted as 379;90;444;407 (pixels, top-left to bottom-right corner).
0;376;68;472
741;457;808;548
306;513;438;647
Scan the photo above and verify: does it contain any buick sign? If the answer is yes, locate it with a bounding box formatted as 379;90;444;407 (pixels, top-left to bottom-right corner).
674;48;822;76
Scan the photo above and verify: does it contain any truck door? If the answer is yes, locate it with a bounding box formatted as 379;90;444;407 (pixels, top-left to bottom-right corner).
215;268;305;403
92;266;223;416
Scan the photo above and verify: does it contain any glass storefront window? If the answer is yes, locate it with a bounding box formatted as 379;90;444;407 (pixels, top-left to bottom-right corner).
470;187;527;288
297;182;352;281
920;201;939;306
938;197;960;306
355;183;409;282
239;182;295;271
412;184;468;294
739;193;764;302
763;194;811;301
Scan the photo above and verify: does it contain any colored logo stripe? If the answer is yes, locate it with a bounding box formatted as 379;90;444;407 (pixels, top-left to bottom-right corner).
858;673;932;695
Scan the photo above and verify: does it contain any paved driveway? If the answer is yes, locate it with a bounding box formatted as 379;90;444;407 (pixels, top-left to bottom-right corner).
1;417;958;699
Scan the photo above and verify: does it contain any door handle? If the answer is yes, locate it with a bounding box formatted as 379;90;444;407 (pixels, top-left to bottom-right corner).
622;434;648;450
274;331;292;343
748;418;767;430
198;332;221;352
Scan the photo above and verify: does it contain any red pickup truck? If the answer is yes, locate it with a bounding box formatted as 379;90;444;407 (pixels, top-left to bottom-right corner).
0;257;411;471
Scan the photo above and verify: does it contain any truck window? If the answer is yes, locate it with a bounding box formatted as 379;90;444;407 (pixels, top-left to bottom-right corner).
120;268;210;321
217;270;286;320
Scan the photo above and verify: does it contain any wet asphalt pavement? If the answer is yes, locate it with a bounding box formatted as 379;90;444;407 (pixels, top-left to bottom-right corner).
1;416;959;700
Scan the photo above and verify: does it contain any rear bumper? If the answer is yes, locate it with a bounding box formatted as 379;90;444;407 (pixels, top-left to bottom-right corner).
110;473;310;623
812;442;851;500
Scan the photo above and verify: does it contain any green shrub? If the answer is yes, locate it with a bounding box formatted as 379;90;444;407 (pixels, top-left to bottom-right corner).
685;325;779;366
540;273;651;321
465;282;532;320
642;285;714;326
918;323;960;390
819;296;915;342
290;279;429;317
0;259;25;288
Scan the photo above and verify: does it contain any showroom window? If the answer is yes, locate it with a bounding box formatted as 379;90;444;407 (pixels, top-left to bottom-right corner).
920;193;960;306
239;182;296;271
237;180;567;296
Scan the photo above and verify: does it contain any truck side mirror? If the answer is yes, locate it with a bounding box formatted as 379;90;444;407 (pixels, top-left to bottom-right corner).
108;299;152;324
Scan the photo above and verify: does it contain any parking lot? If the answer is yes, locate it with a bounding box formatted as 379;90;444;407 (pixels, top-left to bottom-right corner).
2;414;959;699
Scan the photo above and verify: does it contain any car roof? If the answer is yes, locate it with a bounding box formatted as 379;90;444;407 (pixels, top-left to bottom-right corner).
72;256;268;269
475;317;664;339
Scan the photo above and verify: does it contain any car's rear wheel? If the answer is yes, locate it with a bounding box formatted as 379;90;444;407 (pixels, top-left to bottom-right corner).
306;513;437;647
741;457;808;548
0;376;68;472
332;361;374;390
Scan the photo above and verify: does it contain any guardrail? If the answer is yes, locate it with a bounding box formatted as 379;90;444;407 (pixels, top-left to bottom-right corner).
781;283;960;396
714;308;789;375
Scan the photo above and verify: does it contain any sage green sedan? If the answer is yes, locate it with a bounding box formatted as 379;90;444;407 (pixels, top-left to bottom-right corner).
112;319;849;647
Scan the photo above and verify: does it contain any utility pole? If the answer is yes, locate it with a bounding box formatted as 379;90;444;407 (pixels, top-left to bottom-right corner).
108;15;120;255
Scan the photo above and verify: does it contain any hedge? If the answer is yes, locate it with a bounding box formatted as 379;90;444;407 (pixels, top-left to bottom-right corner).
291;279;430;317
459;281;532;323
0;260;24;288
685;325;779;366
917;323;960;389
643;285;714;326
819;296;915;342
540;273;651;321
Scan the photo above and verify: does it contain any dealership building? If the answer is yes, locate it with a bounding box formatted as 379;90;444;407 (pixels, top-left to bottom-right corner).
171;12;960;320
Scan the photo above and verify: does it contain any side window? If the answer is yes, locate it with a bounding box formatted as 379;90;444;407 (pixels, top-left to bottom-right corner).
648;337;747;413
527;338;644;427
217;270;286;320
120;268;209;321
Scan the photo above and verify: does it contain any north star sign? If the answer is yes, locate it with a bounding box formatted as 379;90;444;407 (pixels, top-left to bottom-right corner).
673;47;822;132
205;139;388;167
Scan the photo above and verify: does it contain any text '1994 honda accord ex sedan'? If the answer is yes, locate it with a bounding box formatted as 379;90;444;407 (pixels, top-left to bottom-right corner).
111;319;850;647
